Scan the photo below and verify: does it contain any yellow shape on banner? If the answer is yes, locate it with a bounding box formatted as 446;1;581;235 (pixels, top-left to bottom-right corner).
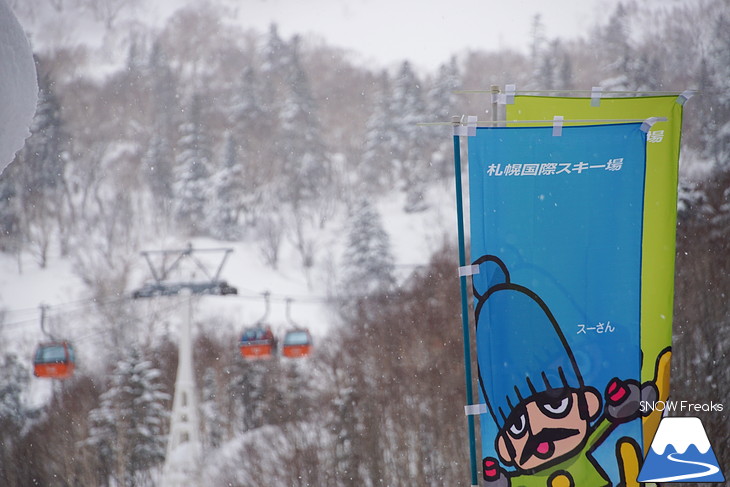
506;95;684;454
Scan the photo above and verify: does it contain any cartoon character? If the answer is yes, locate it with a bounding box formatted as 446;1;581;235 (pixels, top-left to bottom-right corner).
472;255;658;487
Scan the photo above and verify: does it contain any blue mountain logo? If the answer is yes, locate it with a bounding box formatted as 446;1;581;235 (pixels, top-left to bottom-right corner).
638;417;725;483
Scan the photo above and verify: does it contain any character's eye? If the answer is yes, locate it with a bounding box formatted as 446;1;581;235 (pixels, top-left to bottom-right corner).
508;414;527;437
538;393;573;418
543;397;570;414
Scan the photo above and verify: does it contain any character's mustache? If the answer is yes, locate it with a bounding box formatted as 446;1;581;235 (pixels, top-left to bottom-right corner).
519;427;580;465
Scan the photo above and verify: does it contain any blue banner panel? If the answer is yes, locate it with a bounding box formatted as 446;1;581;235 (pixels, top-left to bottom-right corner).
468;123;649;486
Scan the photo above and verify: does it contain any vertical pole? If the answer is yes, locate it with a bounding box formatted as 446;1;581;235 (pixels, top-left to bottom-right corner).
491;85;500;125
39;304;49;339
162;292;202;487
452;118;478;486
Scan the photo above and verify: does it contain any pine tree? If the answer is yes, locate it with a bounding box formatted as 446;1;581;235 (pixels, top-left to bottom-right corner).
173;93;213;236
259;23;290;145
210;132;245;240
15;71;69;267
594;3;634;90
361;72;398;194
278;36;330;209
87;347;170;486
0;353;31;481
390;61;430;211
534;39;573;90
143;41;177;217
227;67;268;227
425;57;462;180
0;164;21;254
142;132;175;216
201;367;225;448
341;198;395;297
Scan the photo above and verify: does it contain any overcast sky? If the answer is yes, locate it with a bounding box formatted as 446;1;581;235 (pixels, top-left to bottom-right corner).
230;0;611;70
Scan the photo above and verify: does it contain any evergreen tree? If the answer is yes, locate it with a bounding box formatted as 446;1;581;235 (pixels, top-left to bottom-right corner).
594;3;634;90
425;57;462;180
22;72;66;192
16;71;69;267
341;198;395;297
87;347;170;487
361;71;398;194
390;61;430;212
278;36;330;209
201;367;224;448
142;132;175;216
534;39;573;90
0;353;31;485
0;164;21;254
361;61;432;207
228;67;267;226
173;93;213;236
259;23;290;144
145;39;178;216
210;132;245;240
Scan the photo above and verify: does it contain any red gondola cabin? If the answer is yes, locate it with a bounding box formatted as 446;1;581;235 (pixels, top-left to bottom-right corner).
239;326;276;360
33;341;75;379
282;329;312;358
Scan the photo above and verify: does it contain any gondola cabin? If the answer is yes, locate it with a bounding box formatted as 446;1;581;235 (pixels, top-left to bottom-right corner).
33;341;75;379
239;326;276;360
282;329;312;358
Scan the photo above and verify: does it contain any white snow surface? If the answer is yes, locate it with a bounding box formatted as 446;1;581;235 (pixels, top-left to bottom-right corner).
0;0;38;175
650;417;712;455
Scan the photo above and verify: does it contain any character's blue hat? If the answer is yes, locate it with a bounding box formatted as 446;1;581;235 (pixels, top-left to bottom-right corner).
472;255;583;429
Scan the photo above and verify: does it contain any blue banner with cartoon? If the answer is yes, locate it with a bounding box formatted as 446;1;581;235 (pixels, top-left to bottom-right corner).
468;123;661;486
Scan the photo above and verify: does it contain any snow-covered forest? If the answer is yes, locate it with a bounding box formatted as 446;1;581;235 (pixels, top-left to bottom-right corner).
1;0;729;485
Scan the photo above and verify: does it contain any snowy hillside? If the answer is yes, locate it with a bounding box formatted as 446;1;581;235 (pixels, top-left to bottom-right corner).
2;0;730;485
0;185;456;358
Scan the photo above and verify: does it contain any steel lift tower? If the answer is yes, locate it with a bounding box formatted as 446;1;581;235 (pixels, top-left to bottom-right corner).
161;293;201;487
132;245;236;486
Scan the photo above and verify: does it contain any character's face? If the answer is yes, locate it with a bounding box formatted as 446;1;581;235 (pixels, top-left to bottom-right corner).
496;387;600;471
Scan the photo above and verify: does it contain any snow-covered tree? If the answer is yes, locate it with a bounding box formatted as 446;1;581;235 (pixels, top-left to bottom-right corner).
0;164;21;256
87;347;170;487
593;3;634;90
533;39;573;90
278;36;331;208
361;72;398;194
425;57;462;180
142;132;175;217
15;71;69;267
391;62;430;211
341;198;395;297
0;353;31;474
259;23;290;133
201;367;224;448
210;132;245;240
225;359;271;431
173;93;213;236
226;67;268;227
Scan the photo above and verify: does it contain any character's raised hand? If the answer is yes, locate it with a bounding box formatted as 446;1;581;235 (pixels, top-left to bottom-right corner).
605;377;657;423
483;457;510;486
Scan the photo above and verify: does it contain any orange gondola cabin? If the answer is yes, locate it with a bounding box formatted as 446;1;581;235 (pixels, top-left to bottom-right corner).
282;329;312;358
239;326;276;360
33;341;75;379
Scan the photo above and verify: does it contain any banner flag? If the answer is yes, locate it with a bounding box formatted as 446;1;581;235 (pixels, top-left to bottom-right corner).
468;123;653;486
507;95;683;451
